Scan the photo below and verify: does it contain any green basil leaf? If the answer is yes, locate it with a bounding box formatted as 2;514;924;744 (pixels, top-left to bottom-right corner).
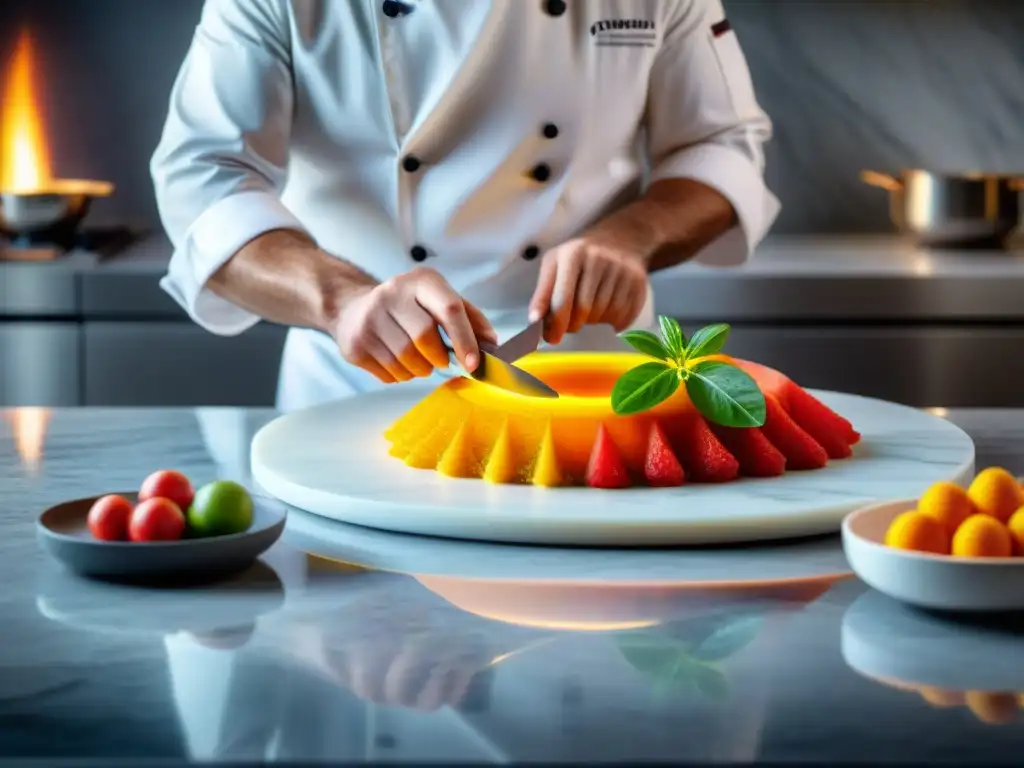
689;614;763;662
685;361;766;428
658;316;686;358
690;663;729;701
615;634;730;701
611;362;680;416
617;640;687;679
685;323;730;360
658;612;761;656
619;330;671;361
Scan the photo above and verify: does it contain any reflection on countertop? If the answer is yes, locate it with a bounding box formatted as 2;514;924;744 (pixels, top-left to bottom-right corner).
843;590;1024;726
3;405;1024;761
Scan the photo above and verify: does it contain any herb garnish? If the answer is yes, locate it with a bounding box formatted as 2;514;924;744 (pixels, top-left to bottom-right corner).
616;612;763;700
611;317;766;428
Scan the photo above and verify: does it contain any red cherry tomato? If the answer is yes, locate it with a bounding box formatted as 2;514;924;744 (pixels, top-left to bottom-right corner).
87;494;134;541
128;498;186;542
139;470;195;513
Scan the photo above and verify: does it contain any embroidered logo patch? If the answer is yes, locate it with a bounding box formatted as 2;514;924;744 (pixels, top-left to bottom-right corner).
711;19;732;37
590;18;657;48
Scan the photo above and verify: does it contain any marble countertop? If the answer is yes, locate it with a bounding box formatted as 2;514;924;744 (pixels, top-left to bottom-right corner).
3;405;1024;762
5;234;1024;320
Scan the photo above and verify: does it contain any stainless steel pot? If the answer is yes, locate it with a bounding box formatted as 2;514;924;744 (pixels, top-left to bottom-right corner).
860;169;1024;248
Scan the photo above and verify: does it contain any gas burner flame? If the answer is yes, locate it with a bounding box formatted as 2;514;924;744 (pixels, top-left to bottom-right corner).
0;29;53;194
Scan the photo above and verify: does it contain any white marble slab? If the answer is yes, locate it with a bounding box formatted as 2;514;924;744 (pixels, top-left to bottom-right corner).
282;505;853;584
251;387;975;547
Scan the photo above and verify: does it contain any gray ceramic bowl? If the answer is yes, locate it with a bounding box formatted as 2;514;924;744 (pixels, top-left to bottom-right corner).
35;559;286;638
37;492;287;580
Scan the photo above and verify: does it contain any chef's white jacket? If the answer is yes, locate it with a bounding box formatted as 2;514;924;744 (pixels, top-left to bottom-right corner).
152;0;780;412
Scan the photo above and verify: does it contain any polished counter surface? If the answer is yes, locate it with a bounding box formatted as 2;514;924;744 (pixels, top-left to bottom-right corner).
2;406;1024;763
3;234;1024;320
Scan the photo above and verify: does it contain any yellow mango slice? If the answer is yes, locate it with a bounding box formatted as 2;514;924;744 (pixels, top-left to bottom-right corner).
437;420;478;478
404;420;456;469
530;423;564;487
484;419;518;484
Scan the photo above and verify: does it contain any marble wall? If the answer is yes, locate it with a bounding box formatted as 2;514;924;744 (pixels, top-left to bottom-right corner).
0;0;1020;234
728;0;1024;233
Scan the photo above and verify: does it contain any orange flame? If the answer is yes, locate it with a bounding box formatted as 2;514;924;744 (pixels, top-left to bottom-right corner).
0;29;53;193
5;407;52;471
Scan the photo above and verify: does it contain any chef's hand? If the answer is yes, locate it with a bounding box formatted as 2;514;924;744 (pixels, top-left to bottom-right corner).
335;267;497;384
325;628;487;712
527;235;648;345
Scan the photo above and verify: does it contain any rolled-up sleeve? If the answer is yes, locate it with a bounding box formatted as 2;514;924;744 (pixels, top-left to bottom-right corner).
645;0;781;266
151;0;304;335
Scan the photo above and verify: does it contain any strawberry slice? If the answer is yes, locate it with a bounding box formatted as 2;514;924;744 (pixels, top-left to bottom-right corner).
675;415;739;483
712;425;786;477
644;422;686;487
761;395;829;470
586;425;632;489
785;384;860;451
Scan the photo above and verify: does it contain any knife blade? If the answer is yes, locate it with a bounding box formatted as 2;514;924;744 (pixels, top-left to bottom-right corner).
473;341;559;398
439;330;558;399
493;319;544;363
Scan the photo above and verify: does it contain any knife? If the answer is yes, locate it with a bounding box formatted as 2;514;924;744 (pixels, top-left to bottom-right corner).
473;340;559;398
493;319;545;363
440;327;558;399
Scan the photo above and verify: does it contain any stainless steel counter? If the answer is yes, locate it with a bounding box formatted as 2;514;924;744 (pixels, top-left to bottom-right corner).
2;405;1024;762
2;234;1024;408
0;236;289;407
4;234;1024;320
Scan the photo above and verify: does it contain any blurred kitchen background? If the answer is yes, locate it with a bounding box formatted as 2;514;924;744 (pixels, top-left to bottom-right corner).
0;0;1022;408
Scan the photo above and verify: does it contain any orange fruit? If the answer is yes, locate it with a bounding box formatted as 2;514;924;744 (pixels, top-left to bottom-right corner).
965;691;1018;724
871;674;918;693
951;515;1012;558
1007;508;1024;556
919;687;964;708
870;674;918;693
884;510;950;555
967;467;1024;524
917;481;977;535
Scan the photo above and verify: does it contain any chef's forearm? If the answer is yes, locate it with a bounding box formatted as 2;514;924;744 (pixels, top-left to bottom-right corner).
587;178;738;272
207;229;378;333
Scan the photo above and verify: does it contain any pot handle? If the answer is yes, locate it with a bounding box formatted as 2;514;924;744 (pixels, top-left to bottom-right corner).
859;170;903;192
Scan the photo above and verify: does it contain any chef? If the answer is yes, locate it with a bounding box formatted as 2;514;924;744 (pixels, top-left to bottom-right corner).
152;0;780;412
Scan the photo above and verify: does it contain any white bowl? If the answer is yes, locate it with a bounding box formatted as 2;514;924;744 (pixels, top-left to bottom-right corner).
842;499;1024;612
842;589;1024;695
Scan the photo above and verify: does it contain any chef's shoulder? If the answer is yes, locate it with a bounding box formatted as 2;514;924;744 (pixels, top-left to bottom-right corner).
656;0;730;32
200;0;385;42
197;0;292;39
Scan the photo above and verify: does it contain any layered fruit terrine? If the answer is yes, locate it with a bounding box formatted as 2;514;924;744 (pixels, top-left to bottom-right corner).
384;351;859;489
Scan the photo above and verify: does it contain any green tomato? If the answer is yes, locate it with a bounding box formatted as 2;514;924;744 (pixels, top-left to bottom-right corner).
187;480;254;537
